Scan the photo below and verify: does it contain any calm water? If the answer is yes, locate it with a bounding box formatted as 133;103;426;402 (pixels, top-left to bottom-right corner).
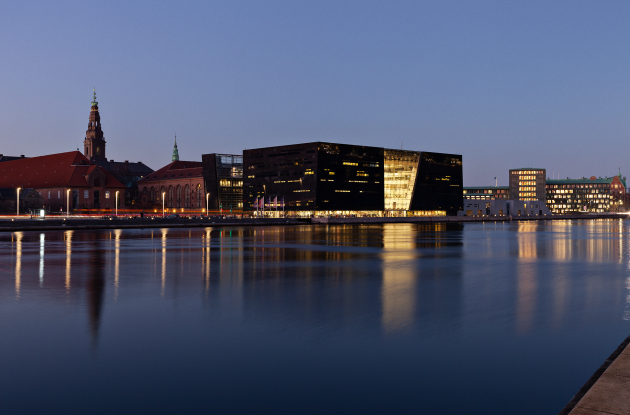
1;221;629;414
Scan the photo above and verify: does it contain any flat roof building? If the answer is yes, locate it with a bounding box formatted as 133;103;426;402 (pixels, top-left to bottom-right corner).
243;142;462;216
546;177;612;214
509;168;546;201
463;186;509;200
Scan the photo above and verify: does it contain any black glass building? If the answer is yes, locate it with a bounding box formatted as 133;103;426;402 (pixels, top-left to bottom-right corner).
201;154;243;212
243;142;463;216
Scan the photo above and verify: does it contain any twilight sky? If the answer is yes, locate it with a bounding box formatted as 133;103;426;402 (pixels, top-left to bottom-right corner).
1;1;629;186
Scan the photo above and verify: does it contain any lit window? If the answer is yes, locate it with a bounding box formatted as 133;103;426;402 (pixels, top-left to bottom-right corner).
335;190;351;193
105;191;110;199
84;190;89;199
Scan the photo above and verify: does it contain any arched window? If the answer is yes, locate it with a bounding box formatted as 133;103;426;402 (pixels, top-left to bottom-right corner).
176;185;181;208
197;185;202;208
168;186;174;208
150;187;155;203
185;185;190;208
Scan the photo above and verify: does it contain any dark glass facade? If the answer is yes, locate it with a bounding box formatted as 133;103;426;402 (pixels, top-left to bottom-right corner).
243;143;462;215
202;154;243;211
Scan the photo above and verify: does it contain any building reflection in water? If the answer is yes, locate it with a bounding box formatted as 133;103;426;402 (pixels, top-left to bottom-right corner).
511;220;628;333
86;238;106;342
381;224;417;333
515;223;538;333
381;223;463;334
14;231;22;299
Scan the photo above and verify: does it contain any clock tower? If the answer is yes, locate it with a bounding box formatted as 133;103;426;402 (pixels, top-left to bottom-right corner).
83;88;106;162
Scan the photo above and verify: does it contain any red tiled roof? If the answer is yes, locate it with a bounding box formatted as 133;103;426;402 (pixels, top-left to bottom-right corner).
138;161;203;183
0;151;126;189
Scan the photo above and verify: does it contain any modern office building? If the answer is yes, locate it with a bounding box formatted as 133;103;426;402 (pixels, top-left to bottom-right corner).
463;186;509;200
201;153;243;212
509;168;546;201
546;177;612;214
243;142;463;216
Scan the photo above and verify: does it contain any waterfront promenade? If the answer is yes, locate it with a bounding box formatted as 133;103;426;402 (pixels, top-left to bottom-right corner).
560;335;630;414
0;213;625;232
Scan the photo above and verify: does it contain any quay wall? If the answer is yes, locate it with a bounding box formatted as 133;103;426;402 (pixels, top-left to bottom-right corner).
0;214;624;233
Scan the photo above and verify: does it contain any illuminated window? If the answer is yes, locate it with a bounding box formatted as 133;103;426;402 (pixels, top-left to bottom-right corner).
84;190;89;199
343;162;358;166
105;191;110;199
335;190;350;193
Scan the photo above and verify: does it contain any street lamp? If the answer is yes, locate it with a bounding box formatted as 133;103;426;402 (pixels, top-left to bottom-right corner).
206;192;209;215
115;191;119;216
162;192;165;217
66;189;71;218
16;187;21;217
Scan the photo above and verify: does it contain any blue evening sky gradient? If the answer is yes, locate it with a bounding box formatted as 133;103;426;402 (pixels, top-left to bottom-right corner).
1;1;629;186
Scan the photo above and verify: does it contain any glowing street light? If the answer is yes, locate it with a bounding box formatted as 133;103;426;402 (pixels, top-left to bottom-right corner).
162;192;166;217
206;192;209;214
66;189;71;218
16;187;21;217
115;191;120;216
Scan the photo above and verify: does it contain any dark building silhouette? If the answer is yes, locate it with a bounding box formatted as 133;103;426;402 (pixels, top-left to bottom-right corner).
243;142;463;215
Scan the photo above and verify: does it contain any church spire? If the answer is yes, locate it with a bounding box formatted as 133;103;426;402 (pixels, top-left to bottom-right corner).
172;134;179;162
84;88;106;161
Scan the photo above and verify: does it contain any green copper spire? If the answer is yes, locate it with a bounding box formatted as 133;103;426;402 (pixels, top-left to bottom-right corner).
91;87;98;106
172;134;179;162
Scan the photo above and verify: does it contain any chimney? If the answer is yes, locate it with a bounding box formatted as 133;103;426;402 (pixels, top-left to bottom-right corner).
125;160;129;163
110;159;114;162
20;155;25;158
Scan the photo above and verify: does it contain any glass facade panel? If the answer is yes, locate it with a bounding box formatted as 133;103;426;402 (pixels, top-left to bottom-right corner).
384;150;420;211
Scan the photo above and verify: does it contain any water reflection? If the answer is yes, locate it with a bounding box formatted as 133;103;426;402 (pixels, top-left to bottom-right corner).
381;224;417;333
86;238;105;342
39;233;44;287
0;221;628;344
114;229;121;300
14;231;22;299
65;230;72;292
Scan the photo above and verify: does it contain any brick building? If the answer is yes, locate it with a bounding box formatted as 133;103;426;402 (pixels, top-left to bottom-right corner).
137;160;204;214
0;151;125;213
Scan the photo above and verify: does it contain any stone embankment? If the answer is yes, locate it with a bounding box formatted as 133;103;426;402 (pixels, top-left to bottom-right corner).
558;334;630;415
311;214;620;224
0;213;623;232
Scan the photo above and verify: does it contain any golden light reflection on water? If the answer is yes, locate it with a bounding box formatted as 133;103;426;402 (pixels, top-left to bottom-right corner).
381;224;417;333
161;228;167;297
14;232;22;299
114;229;121;300
203;229;211;293
65;230;73;292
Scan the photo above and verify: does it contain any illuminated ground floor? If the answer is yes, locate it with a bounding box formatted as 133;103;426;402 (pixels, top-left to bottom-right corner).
251;210;446;218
